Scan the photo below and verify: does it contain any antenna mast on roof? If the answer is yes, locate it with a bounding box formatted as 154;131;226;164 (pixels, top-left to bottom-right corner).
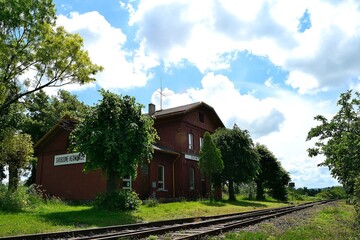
157;77;166;110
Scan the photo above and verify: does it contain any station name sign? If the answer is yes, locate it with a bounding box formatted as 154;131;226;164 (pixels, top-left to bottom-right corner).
185;154;199;161
54;153;86;166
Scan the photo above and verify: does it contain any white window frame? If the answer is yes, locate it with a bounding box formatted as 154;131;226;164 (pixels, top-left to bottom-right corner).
188;133;194;150
158;165;165;190
123;176;132;190
189;167;195;190
199;137;203;149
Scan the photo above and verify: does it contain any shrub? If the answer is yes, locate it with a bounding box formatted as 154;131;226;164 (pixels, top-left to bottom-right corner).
0;186;29;212
145;198;159;207
316;186;347;200
94;190;141;211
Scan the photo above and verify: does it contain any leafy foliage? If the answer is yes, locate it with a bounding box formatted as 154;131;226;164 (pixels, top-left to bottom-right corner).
212;125;260;201
199;131;223;201
0;0;102;116
255;144;290;201
0;184;45;212
94;190;141;211
71;90;158;193
23;90;89;143
316;186;347;200
0;129;34;192
307;90;360;194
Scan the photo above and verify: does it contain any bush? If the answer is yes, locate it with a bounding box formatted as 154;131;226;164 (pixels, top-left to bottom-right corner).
316;186;347;200
0;186;30;212
94;190;141;211
145;198;159;207
0;184;63;212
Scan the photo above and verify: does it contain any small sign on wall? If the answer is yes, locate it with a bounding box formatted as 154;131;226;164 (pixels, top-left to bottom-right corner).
185;154;199;161
54;153;86;166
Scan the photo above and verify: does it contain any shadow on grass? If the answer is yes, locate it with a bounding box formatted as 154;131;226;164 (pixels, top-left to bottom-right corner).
39;207;141;228
201;199;268;208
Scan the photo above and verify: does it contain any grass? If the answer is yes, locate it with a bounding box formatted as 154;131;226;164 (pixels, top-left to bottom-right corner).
0;197;286;237
220;201;358;240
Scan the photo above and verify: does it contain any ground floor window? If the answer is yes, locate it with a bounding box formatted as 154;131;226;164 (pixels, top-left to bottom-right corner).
123;176;132;190
189;167;195;190
158;165;165;190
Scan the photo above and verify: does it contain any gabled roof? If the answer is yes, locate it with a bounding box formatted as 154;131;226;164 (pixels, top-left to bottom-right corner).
152;101;225;128
34;115;77;149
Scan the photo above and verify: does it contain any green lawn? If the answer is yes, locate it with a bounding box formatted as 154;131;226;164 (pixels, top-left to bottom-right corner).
0;198;286;237
220;201;358;240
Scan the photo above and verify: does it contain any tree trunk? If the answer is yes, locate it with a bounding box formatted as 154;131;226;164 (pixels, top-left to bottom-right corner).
256;180;265;200
228;179;236;201
8;164;19;192
106;170;118;193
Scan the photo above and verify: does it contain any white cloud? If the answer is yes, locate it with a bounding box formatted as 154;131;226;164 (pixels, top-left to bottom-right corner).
151;73;339;188
131;0;360;94
57;11;158;90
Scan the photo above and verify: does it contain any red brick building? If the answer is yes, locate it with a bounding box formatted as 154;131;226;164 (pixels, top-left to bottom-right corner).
35;102;224;200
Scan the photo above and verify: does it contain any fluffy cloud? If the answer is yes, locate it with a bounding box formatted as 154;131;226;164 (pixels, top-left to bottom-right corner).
131;0;360;94
57;11;158;90
152;73;285;136
151;73;338;188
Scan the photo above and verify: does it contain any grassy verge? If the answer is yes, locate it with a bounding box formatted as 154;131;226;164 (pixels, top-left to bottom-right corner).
220;201;358;240
0;198;286;237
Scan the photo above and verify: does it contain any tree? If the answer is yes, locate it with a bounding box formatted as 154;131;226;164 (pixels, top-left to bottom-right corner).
23;89;90;143
70;90;158;193
0;0;102;116
212;125;260;201
199;132;223;201
307;90;360;194
22;89;90;185
0;130;33;192
255;144;290;201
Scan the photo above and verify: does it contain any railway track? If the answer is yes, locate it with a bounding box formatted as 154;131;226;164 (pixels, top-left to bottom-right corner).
1;200;332;240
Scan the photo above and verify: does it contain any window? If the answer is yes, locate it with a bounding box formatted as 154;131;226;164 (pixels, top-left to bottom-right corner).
158;165;165;190
188;133;194;150
200;137;203;149
123;176;132;190
199;112;204;123
189;167;195;190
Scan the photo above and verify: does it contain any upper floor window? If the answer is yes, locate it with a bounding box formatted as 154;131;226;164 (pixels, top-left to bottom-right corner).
199;112;204;123
189;167;195;190
158;165;165;190
200;137;203;149
188;133;194;150
123;176;132;190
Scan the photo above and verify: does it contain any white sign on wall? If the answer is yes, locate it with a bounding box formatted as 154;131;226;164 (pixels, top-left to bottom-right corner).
185;154;199;161
54;153;86;166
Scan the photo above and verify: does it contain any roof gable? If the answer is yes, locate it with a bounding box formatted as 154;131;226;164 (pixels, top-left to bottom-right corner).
152;102;224;128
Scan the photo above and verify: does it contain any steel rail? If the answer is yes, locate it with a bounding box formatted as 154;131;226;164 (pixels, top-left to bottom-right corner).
0;200;332;240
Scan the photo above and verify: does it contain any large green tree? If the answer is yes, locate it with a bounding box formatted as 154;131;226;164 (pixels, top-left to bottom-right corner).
0;0;102;116
255;144;290;201
212;125;260;201
199;131;223;201
307;90;360;194
0;130;33;192
70;90;158;193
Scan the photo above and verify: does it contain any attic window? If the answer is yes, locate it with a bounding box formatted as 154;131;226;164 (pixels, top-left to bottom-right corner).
199;112;204;123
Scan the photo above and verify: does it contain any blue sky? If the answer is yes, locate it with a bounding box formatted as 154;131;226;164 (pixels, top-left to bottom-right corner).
51;0;360;189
